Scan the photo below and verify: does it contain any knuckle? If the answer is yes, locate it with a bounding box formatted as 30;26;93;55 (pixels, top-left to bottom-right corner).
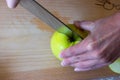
92;50;101;59
87;42;96;51
86;36;102;51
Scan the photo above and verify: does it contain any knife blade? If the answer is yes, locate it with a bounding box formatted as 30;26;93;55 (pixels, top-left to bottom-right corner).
20;0;88;39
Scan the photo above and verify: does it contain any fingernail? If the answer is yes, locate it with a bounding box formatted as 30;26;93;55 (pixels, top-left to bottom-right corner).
74;68;82;72
61;61;67;67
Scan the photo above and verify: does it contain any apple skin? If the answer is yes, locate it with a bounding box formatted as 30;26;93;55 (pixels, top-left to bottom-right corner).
50;25;82;60
109;58;120;74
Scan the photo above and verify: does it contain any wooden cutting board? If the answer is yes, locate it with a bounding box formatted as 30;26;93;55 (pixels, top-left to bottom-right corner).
0;0;119;80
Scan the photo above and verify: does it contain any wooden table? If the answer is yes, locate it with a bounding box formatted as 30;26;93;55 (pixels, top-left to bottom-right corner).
0;0;119;80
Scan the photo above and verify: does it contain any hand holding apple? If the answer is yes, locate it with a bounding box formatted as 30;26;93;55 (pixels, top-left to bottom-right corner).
50;24;83;60
60;12;120;72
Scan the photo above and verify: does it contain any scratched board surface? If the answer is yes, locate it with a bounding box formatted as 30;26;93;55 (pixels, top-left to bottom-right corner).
0;0;119;80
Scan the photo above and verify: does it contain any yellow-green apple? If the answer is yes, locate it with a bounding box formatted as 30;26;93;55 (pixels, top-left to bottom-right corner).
50;24;84;60
109;58;120;74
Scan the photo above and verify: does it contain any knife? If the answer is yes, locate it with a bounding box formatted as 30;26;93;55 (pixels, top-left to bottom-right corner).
20;0;88;39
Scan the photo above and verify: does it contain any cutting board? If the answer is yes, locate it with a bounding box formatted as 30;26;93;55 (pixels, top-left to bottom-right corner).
0;0;119;80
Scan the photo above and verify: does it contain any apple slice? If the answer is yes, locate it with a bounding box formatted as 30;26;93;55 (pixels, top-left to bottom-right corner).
109;58;120;74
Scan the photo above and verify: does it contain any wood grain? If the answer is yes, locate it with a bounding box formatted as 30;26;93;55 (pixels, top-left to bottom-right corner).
0;67;118;80
0;0;119;80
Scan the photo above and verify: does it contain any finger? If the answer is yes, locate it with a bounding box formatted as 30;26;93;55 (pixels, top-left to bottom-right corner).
73;59;108;72
74;68;92;72
74;21;95;32
6;0;20;8
61;52;97;67
60;36;94;58
74;63;109;72
71;59;98;69
60;38;87;58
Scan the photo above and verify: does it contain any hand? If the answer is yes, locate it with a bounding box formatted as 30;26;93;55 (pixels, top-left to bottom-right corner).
6;0;20;8
60;12;120;72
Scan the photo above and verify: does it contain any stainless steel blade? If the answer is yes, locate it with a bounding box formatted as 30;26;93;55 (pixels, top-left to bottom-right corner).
20;0;88;39
20;0;66;31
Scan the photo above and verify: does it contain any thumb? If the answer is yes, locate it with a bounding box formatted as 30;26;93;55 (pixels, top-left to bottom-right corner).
6;0;20;8
74;21;95;32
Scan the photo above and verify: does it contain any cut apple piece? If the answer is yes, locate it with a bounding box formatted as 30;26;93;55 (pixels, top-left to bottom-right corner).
109;58;120;74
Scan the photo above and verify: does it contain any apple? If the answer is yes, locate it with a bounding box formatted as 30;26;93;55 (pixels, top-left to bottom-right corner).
109;58;120;74
50;24;84;60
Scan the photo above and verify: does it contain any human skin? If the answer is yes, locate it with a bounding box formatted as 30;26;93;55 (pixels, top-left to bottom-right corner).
60;12;120;72
6;0;20;8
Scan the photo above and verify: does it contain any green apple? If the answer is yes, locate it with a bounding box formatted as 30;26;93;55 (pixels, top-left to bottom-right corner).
109;58;120;74
50;24;83;60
